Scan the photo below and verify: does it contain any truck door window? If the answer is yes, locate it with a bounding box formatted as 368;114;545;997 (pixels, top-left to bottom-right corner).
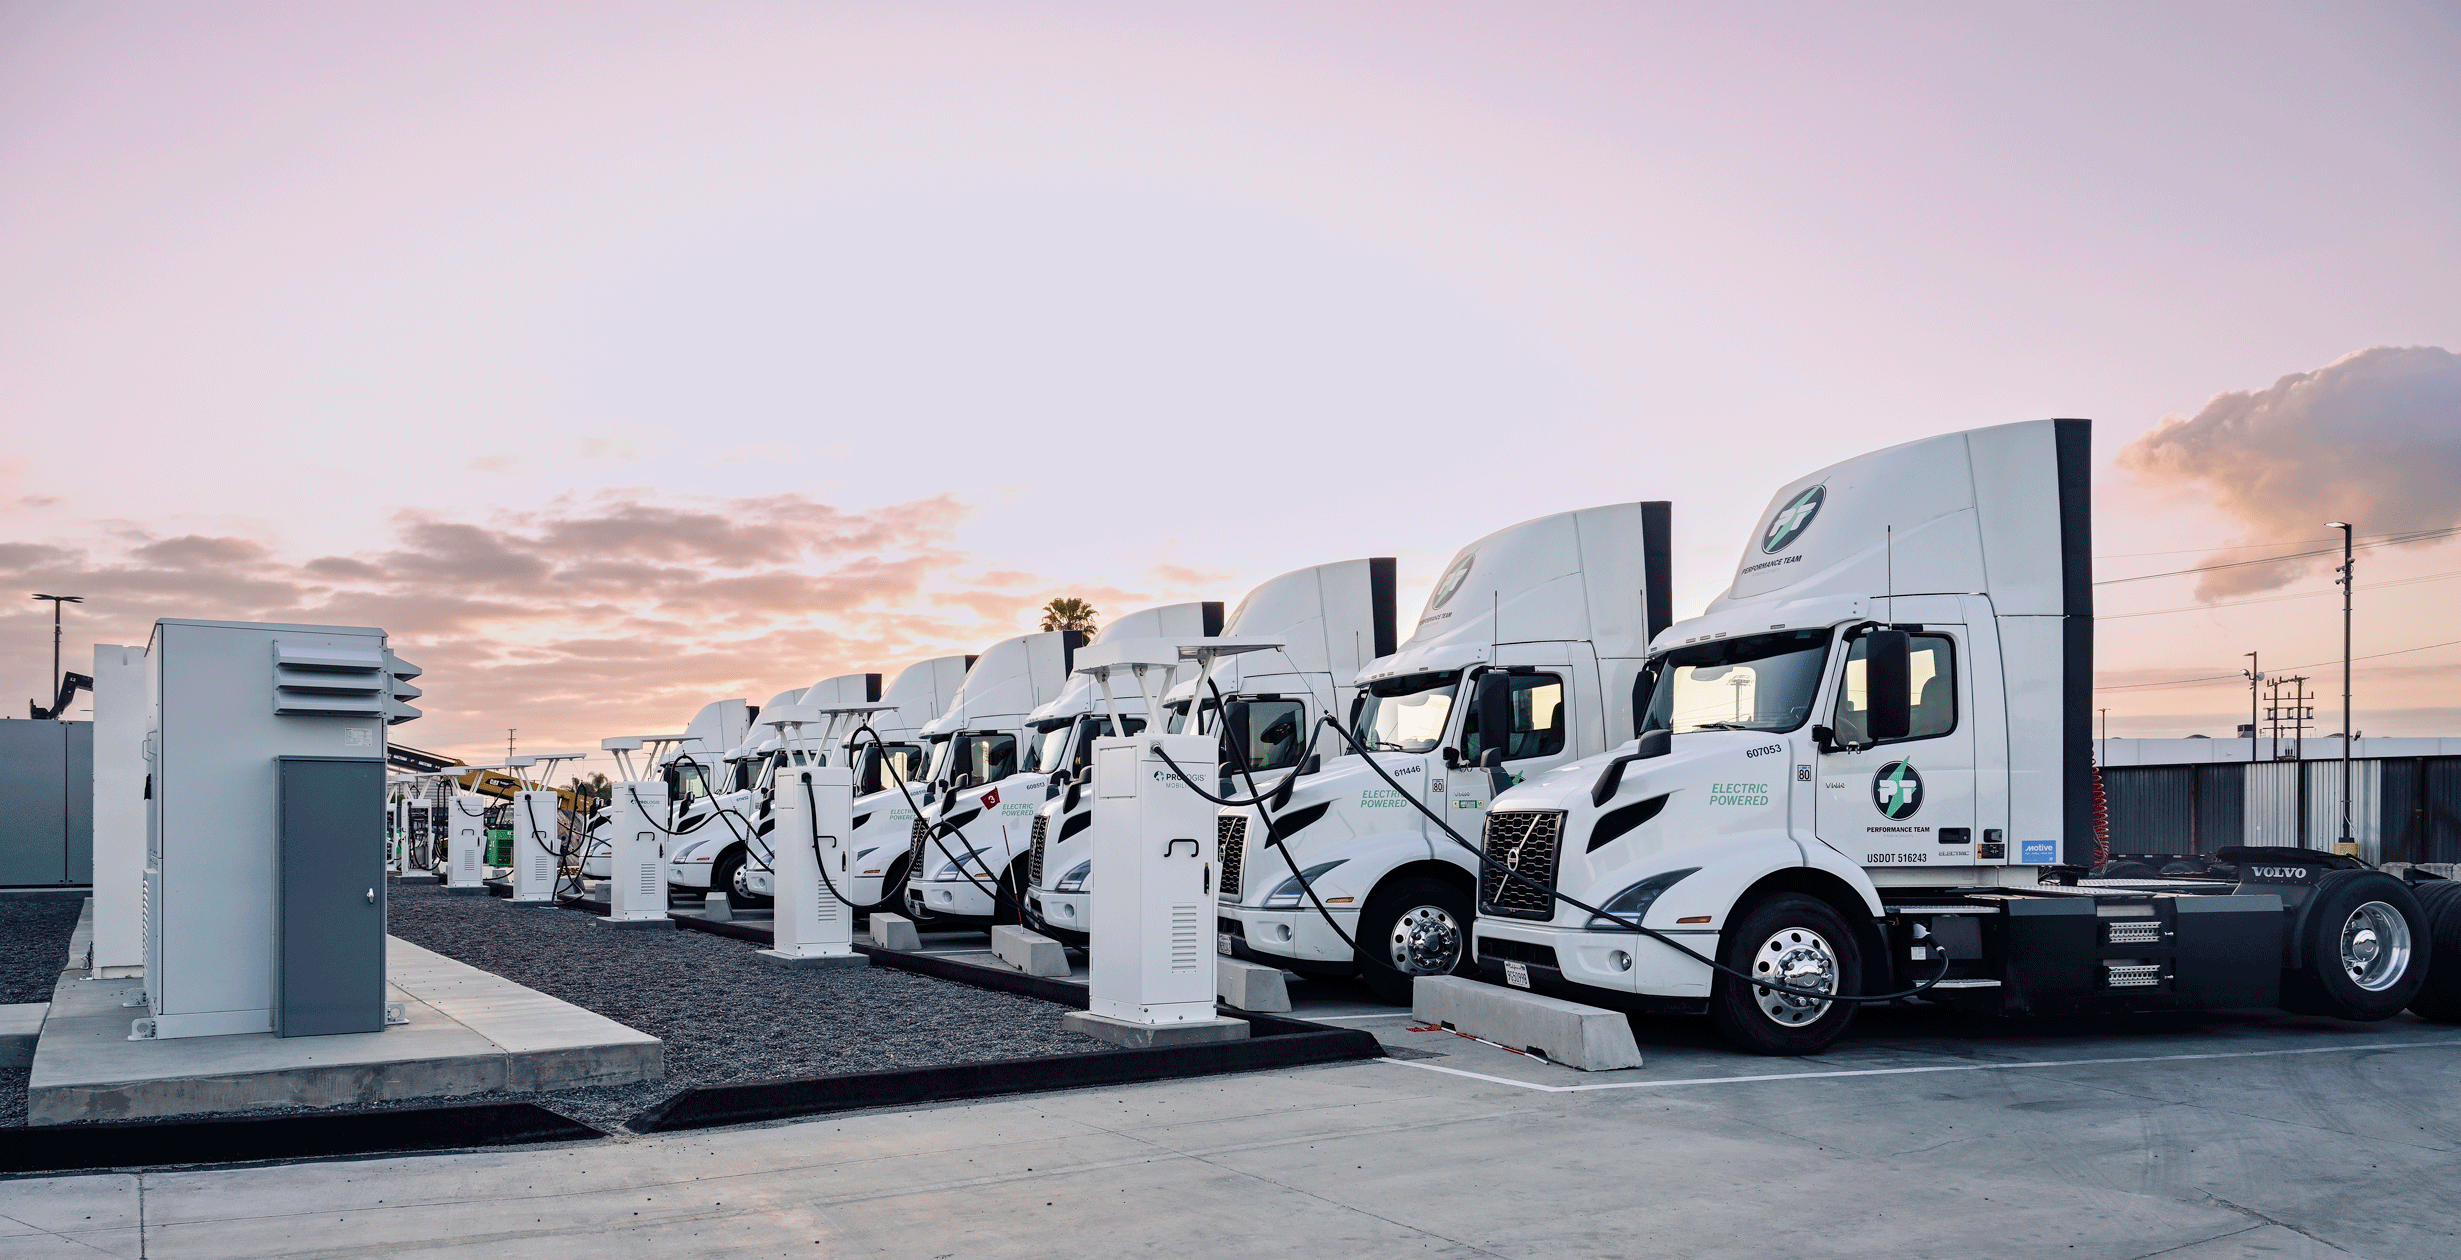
1459;674;1566;762
1833;633;1957;745
954;733;1018;784
1225;698;1307;772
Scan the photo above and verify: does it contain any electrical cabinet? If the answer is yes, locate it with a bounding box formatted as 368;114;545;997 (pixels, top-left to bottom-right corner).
275;757;387;1035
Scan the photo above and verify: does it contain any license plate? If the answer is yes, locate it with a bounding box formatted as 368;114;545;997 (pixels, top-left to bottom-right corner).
1504;960;1530;989
1217;932;1233;956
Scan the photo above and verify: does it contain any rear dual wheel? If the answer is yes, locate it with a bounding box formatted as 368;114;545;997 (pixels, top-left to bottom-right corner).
2280;870;2428;1021
2405;880;2461;1022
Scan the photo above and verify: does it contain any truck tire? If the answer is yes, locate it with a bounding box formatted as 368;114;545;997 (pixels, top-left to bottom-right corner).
872;853;913;915
994;860;1029;927
710;845;774;910
2402;879;2461;1023
2279;869;2429;1020
1359;876;1475;1005
1709;893;1863;1056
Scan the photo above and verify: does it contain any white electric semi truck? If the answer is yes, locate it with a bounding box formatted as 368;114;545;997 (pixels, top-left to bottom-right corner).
1218;508;1675;1001
738;655;971;909
579;698;749;880
1027;561;1397;948
665;676;890;906
1464;419;2454;1054
907;604;1222;929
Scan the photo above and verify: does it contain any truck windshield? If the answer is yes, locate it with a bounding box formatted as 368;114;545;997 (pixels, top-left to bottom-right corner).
922;735;954;784
1642;630;1830;734
1166;699;1216;734
1029;720;1074;775
1351;671;1459;753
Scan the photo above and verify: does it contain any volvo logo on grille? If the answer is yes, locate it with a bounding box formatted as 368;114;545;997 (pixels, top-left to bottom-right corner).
1872;760;1923;820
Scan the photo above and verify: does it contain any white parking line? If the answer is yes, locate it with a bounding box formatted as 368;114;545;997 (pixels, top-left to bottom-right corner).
1380;1038;2461;1093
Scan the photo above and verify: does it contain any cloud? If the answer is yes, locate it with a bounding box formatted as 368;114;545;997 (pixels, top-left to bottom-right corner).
0;490;1109;760
2118;346;2461;598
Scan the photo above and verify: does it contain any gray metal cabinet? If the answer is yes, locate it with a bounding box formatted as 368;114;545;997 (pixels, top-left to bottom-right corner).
275;757;387;1036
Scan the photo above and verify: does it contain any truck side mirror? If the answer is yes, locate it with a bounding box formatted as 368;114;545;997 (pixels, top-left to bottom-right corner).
1224;701;1253;759
1865;629;1912;742
1475;670;1513;758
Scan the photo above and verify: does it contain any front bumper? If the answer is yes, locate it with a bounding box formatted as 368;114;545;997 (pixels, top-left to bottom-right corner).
1470;919;1719;1005
665;860;714;890
1221;904;1358;967
1025;891;1089;947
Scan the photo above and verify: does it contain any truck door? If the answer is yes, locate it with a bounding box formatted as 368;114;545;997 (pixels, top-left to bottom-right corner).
1445;664;1576;822
1814;629;1980;869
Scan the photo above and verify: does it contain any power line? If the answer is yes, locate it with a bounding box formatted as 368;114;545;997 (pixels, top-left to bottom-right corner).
2099;568;2461;620
2093;637;2461;692
2095;536;2336;559
2092;525;2461;587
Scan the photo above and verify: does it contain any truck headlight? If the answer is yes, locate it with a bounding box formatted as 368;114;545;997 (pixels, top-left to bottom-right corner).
1586;867;1700;930
931;847;989;881
1054;861;1092;893
1262;860;1347;908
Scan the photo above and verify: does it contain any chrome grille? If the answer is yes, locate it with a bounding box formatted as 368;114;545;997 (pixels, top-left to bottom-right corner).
909;817;929;871
1219;815;1248;898
1030;813;1049;887
1479;810;1565;920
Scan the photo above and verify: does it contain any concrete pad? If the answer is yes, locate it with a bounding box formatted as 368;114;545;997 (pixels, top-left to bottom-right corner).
591;915;676;930
60;898;93;975
26;938;661;1124
1217;957;1292;1012
990;924;1070;977
754;949;870;970
1;1001;45;1068
869;913;921;951
1411;974;1642;1071
438;885;492;895
1061;1010;1249;1048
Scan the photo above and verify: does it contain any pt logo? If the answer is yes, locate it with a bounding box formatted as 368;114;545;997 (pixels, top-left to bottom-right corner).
1762;483;1826;554
1430;550;1476;610
1872;760;1923;819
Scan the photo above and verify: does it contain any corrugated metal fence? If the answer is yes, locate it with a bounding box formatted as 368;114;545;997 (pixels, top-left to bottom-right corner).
2105;756;2460;864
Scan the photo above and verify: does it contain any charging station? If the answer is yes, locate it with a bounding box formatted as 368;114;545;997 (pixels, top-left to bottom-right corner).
444;789;490;890
1062;638;1282;1046
754;704;870;968
598;736;671;926
504;752;579;904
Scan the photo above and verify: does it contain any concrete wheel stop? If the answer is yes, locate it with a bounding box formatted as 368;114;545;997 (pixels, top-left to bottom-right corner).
1411;974;1644;1071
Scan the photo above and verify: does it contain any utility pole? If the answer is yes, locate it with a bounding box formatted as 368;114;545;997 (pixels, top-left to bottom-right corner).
506;728;517;761
2098;708;2109;762
2241;652;2260;765
30;594;82;719
2327;521;2354;855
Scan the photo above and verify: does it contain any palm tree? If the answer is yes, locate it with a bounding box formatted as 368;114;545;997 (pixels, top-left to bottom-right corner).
1040;597;1098;635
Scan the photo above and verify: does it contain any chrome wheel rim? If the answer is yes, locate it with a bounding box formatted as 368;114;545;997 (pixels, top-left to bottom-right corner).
2340;900;2411;992
1389;905;1464;975
1752;926;1839;1026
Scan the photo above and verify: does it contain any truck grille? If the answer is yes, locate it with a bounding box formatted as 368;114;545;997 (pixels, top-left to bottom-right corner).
1030;813;1049;887
1219;815;1248;898
909;817;929;872
1479;810;1565;920
1477;937;1561;970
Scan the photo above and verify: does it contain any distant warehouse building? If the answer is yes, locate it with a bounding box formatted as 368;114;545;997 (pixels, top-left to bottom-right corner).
2096;738;2461;867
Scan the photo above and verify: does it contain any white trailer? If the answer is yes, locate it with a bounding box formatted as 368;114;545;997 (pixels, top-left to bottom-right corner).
1217;507;1674;1001
1027;561;1395;948
906;604;1221;930
1467;419;2457;1053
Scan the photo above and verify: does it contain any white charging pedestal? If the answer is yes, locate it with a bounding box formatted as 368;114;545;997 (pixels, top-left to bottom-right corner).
445;791;490;891
758;704;875;968
509;790;562;902
599;780;673;928
1063;639;1280;1047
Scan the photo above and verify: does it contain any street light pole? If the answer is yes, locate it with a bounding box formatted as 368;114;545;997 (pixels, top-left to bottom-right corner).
30;594;82;719
2326;522;2354;854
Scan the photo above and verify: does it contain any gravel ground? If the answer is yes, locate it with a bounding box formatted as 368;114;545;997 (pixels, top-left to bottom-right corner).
1;883;1099;1137
1;896;81;1003
1;895;84;1127
380;879;1102;1132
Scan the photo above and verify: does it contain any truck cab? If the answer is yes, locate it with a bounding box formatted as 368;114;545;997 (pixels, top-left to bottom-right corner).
1026;561;1395;948
1220;508;1673;1001
739;656;968;910
1474;420;2447;1055
908;605;1220;929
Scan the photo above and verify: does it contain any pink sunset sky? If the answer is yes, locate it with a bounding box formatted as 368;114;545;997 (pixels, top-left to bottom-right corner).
3;2;2457;768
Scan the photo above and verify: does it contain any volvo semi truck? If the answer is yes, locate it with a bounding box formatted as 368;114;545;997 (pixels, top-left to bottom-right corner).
739;655;970;909
1028;561;1396;947
665;676;887;906
1466;419;2452;1054
907;604;1220;929
1219;507;1674;1001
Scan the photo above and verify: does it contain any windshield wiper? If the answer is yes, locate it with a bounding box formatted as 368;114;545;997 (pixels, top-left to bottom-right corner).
1691;721;1756;731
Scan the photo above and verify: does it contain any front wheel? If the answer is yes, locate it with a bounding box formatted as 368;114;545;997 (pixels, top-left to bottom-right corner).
1358;876;1476;1005
1709;893;1863;1056
710;846;774;910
